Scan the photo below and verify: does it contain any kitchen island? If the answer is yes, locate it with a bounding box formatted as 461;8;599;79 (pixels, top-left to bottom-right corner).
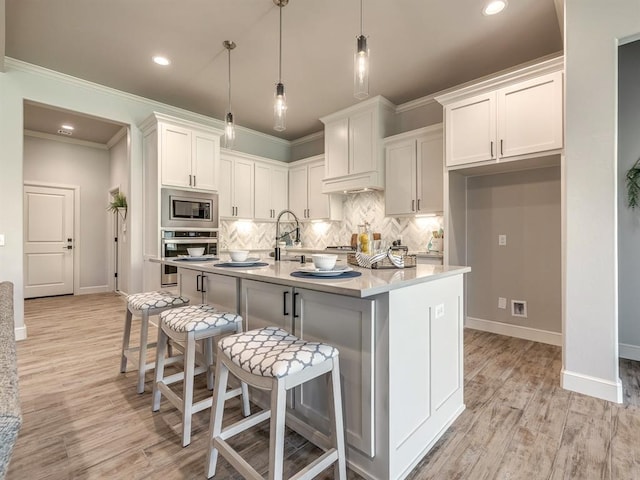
154;257;470;480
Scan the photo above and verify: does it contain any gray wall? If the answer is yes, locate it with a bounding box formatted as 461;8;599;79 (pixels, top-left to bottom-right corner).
618;40;640;352
466;166;561;333
23;134;111;293
109;132;130;294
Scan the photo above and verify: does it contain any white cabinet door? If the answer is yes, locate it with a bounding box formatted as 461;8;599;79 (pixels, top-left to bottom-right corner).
233;159;254;219
218;156;234;217
293;288;375;457
307;161;328;220
385;140;417;216
288;164;308;220
161;123;192;188
349;108;375;174
202;273;238;313
324;118;349;178
240;279;293;332
178;268;204;305
191;131;219;192
417;134;443;214
445;92;496;167
254;162;272;220
498;71;563;158
271;166;289;218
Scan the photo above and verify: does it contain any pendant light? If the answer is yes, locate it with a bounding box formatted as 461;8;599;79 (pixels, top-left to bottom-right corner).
223;40;236;149
273;0;288;131
354;0;370;100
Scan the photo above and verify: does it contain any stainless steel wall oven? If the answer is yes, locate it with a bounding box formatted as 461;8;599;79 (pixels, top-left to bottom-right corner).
161;230;218;286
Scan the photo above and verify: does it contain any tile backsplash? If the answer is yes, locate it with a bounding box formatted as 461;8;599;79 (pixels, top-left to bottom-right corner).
221;190;443;252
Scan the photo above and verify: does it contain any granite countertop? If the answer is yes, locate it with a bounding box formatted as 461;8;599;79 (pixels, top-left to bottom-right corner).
155;257;469;298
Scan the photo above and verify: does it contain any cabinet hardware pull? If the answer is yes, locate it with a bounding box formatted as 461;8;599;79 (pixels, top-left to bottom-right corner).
293;292;299;318
417;199;421;211
490;141;494;157
500;139;503;156
201;274;207;293
189;174;192;186
283;291;289;316
196;274;201;292
193;175;196;187
412;199;415;211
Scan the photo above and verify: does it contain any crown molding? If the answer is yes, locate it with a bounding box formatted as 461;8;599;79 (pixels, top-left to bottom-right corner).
24;129;109;150
106;126;128;149
290;130;324;147
395;94;438;114
5;57;291;147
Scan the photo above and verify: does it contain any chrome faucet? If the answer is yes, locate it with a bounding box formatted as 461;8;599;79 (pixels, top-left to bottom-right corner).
274;209;300;260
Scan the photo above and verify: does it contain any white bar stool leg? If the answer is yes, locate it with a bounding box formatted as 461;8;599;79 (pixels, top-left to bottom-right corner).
152;326;168;412
205;360;229;478
120;308;133;373
329;358;347;479
137;310;150;393
268;380;287;480
182;331;197;447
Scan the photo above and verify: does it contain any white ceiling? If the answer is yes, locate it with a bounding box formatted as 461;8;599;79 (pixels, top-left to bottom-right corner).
6;0;563;142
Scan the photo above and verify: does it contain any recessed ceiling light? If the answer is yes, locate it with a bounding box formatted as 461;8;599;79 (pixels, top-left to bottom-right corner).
61;124;74;130
153;56;171;66
483;0;507;15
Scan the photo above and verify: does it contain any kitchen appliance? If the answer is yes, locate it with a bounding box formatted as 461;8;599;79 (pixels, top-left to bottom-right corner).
161;230;218;286
161;188;219;229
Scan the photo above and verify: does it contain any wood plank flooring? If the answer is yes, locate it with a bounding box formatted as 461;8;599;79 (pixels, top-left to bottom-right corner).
6;292;640;479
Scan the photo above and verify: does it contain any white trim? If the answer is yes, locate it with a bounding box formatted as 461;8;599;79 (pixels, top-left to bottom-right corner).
6;57;291;148
24;129;109;150
395;94;438;114
290;130;324;146
106;126;128;149
220;147;288;166
77;285;110;295
561;369;623;404
288;154;324;167
15;326;27;341
619;343;640;361
465;316;562;346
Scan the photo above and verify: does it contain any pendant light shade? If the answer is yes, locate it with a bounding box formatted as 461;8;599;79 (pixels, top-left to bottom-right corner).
273;0;288;132
223;40;236;149
354;0;370;100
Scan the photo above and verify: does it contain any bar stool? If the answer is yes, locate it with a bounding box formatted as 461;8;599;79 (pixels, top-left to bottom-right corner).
120;291;190;393
152;304;251;447
205;326;346;480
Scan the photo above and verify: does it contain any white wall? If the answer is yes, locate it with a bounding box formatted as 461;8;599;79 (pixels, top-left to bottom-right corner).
0;59;291;339
109;131;130;294
563;0;640;402
23;134;110;293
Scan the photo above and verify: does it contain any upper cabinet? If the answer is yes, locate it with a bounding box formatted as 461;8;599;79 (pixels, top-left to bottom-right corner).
219;152;254;219
384;125;443;216
320;96;395;194
288;156;342;221
141;113;223;192
436;58;564;170
254;161;288;221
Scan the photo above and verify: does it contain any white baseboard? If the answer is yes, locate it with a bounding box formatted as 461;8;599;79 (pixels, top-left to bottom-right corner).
77;285;110;295
465;316;562;346
619;343;640;361
15;325;27;341
561;369;623;403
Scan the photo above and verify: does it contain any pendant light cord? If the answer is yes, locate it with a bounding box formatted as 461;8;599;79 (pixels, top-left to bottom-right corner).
227;47;232;112
360;0;363;36
278;3;283;83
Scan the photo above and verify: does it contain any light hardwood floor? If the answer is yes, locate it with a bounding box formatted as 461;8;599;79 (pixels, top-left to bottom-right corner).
7;292;640;479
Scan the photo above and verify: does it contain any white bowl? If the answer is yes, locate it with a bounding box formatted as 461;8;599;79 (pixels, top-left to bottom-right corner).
311;254;338;271
229;249;249;262
187;247;205;257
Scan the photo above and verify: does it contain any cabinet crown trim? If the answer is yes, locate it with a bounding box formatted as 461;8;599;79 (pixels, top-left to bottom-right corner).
221;148;288;167
435;55;564;106
383;123;443;145
319;95;396;124
140;112;224;137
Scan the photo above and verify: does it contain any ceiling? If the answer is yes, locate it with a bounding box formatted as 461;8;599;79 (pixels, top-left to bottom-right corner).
6;0;563;143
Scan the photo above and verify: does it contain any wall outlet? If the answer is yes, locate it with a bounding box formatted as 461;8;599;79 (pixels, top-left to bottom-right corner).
435;304;445;318
498;297;507;309
498;234;507;246
512;300;527;318
0;234;4;246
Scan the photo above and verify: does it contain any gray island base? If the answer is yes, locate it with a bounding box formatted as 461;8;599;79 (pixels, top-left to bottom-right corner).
152;257;470;480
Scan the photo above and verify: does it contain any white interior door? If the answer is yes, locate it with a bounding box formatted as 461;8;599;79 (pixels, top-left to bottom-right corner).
24;185;74;298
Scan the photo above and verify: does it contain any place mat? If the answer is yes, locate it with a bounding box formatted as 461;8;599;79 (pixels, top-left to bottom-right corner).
215;262;269;268
290;271;362;279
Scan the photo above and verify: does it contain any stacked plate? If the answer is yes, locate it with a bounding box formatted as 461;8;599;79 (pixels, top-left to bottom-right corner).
294;265;353;277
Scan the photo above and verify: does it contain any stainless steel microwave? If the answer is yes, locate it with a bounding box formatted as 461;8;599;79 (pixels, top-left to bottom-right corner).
161;188;219;229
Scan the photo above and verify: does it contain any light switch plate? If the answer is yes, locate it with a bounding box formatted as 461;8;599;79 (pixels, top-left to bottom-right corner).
0;234;5;246
498;297;507;309
435;304;445;318
498;234;507;246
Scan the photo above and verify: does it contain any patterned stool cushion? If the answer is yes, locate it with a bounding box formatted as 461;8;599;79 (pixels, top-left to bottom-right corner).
219;326;338;378
160;305;242;333
127;291;189;311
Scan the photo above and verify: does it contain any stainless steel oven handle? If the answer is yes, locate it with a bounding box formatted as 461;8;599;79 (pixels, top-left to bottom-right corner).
162;238;218;244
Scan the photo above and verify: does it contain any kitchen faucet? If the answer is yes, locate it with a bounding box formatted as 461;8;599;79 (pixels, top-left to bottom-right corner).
274;209;300;260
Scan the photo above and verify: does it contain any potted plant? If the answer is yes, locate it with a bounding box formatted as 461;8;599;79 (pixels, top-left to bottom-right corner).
108;192;128;220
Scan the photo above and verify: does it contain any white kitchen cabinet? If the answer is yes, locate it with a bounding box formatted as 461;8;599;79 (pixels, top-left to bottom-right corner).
288;156;342;221
440;67;563;169
384;124;443;216
254;161;288;221
179;267;238;311
219;152;254;219
320;96;395;193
